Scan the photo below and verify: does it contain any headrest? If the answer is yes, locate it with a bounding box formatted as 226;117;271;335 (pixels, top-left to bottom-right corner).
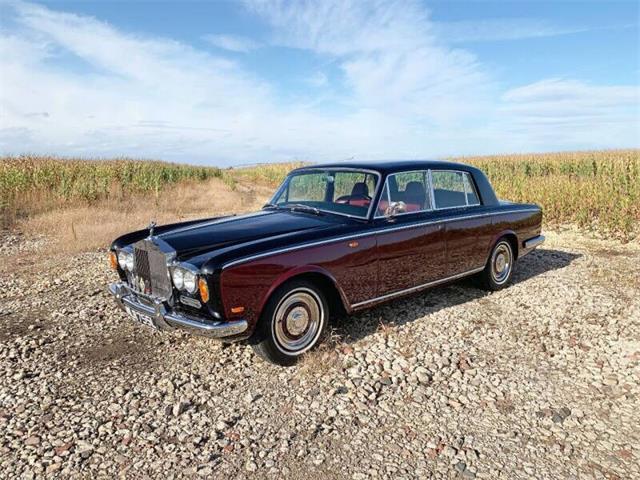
405;181;424;196
351;182;369;197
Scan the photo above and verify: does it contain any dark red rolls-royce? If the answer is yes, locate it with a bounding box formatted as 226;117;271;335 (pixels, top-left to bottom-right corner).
109;160;544;365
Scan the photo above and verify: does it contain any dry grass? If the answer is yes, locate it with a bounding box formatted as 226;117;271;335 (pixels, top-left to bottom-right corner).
297;327;345;375
20;178;271;253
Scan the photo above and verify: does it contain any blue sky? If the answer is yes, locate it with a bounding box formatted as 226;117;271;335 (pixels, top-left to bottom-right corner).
0;0;638;165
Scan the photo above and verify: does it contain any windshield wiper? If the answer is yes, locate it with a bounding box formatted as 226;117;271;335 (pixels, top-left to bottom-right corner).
262;203;280;210
287;203;322;215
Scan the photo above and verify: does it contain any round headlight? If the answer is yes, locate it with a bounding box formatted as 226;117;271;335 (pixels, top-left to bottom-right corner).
172;268;184;290
183;271;197;294
118;251;133;271
124;252;134;272
117;251;127;270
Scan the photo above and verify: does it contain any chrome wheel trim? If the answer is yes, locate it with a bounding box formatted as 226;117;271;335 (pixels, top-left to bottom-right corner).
272;288;324;356
491;241;512;285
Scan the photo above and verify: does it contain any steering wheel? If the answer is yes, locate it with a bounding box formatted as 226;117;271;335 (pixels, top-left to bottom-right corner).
335;194;371;204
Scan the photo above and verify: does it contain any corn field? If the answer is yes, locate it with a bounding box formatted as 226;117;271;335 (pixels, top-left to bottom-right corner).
461;150;639;241
1;150;639;240
0;156;223;225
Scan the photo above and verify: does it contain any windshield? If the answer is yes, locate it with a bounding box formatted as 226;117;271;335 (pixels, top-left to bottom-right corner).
269;169;379;218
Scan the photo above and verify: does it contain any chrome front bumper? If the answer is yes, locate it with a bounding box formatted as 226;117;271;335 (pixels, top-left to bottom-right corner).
108;283;248;339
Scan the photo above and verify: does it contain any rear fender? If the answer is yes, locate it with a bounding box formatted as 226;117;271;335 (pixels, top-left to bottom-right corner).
487;229;518;261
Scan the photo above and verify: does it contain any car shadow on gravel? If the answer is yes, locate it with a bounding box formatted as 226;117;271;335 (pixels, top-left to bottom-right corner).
334;248;581;344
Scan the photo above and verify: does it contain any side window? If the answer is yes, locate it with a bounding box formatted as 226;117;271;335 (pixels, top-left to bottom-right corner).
376;171;430;216
463;172;480;205
431;171;467;209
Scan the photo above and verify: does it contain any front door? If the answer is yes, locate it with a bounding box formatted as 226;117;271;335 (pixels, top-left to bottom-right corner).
373;171;446;297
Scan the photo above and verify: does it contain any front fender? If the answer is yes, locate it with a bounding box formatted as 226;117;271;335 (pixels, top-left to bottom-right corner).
257;265;350;317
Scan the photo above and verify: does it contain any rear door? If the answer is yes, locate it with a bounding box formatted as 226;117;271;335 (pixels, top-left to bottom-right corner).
374;171;446;296
430;170;490;275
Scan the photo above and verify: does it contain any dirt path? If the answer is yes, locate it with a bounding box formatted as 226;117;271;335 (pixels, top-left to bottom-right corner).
1;228;639;479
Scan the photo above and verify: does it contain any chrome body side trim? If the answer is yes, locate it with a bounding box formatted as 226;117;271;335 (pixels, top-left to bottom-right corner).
350;266;485;309
109;283;248;339
222;208;541;270
523;235;545;250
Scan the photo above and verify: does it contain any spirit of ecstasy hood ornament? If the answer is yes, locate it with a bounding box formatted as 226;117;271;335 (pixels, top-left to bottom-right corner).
147;220;157;237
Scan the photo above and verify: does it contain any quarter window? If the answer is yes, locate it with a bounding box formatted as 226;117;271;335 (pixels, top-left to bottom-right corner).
431;170;480;208
463;173;480;205
376;171;430;217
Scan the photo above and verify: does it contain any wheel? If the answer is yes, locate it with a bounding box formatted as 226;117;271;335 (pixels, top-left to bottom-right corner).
251;280;328;366
478;238;515;291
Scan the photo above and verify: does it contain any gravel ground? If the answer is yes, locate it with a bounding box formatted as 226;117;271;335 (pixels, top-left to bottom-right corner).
1;230;639;479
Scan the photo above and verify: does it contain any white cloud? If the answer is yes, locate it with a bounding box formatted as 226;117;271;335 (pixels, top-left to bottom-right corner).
0;1;637;164
495;78;640;149
0;2;277;162
202;34;261;53
245;0;491;123
432;18;588;43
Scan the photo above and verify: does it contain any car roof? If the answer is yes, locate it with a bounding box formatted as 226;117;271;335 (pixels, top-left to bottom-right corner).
291;159;476;175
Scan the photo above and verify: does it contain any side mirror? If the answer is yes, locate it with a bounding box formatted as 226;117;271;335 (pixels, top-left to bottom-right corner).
385;201;407;218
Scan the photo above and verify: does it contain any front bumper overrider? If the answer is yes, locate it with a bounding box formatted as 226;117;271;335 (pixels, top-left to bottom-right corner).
108;282;248;339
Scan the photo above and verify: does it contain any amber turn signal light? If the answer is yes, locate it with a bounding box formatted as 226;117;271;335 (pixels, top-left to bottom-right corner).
108;251;118;270
231;306;245;315
198;278;210;303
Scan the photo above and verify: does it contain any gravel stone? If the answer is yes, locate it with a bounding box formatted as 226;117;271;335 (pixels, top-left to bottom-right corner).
1;230;639;479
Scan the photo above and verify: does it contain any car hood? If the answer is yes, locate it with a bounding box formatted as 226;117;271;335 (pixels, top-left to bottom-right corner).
156;210;340;259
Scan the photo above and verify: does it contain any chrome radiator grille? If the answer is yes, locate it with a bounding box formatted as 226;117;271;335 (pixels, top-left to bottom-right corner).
133;239;173;299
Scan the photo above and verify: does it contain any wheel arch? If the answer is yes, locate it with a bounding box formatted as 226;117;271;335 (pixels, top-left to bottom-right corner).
257;266;349;321
489;230;519;261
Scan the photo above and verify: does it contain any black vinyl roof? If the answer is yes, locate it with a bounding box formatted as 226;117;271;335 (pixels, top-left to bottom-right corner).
292;159;476;175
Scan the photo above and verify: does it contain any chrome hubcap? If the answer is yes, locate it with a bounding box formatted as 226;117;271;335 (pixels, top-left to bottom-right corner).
286;306;310;336
273;289;324;355
492;243;512;284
